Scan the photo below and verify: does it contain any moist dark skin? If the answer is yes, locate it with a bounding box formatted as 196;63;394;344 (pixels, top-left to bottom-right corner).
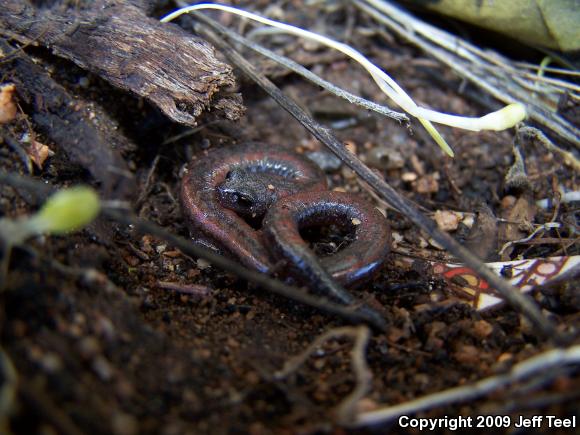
181;142;327;273
181;142;391;329
217;164;308;220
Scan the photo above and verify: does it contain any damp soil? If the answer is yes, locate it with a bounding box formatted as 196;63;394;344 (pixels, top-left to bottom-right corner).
1;1;579;434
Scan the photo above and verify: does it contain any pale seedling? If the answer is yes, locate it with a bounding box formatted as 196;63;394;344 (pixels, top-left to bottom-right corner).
161;3;527;157
0;186;100;288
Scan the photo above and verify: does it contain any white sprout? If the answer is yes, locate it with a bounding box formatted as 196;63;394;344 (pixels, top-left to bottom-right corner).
161;3;527;156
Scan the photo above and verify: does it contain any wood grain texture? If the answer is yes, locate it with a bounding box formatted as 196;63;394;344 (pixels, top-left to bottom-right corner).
0;39;136;198
0;0;244;125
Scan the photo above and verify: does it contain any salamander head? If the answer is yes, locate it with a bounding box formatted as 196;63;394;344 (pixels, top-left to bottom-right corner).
217;169;276;219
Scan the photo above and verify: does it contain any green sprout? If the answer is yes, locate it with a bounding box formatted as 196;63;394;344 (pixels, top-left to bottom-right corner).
0;186;100;287
161;3;527;157
26;186;101;235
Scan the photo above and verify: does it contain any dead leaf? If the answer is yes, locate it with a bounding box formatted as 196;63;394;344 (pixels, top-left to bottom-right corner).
0;83;17;123
498;194;536;260
414;0;580;51
465;204;498;260
28;139;54;169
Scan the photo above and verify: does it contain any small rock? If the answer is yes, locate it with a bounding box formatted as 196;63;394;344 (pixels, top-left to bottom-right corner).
402;172;417;182
434;210;461;232
92;356;114;381
306;150;342;172
454;345;480;365
79;336;101;358
473;320;494;338
415;174;440;194
366;147;404;170
497;352;513;363
112;412;138;435
344;140;357;154
40;353;63;373
196;258;211;270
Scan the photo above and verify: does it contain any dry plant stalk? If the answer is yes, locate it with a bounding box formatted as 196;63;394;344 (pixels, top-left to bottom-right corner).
275;326;372;424
355;0;580;151
162;3;528;156
354;345;580;426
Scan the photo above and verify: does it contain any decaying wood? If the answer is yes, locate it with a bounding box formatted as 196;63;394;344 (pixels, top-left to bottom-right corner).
0;0;244;126
0;39;135;198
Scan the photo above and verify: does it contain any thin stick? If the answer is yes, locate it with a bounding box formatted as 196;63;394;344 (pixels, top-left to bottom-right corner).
191;15;558;340
0;171;386;330
173;1;407;123
162;4;490;130
162;4;531;156
0;346;17;432
104;208;384;329
355;0;580;147
518;126;580;172
275;326;372;424
354;345;580;426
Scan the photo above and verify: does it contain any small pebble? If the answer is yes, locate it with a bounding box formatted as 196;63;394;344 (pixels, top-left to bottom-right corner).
415;174;440;194
112;412;139;435
402;172;417;182
434;210;461;232
92;356;114;381
306;151;342;172
366;147;404;170
473;320;494;338
344;140;357;154
196;258;211;270
78;76;90;88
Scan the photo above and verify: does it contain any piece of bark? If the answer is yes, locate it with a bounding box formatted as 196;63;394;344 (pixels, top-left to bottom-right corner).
465;204;498;261
0;39;135;198
0;0;244;126
499;194;536;261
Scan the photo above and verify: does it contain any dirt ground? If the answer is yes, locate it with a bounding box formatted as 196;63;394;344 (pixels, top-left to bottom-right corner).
0;1;579;434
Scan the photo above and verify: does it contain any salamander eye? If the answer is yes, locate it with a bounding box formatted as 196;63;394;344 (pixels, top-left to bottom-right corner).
237;194;253;209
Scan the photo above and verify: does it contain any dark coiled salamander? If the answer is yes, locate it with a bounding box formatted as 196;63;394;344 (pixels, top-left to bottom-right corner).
181;142;391;326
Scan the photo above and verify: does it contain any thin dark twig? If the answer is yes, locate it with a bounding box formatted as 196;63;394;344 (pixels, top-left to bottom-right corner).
181;9;407;123
354;345;580;426
104;207;385;330
188;13;559;340
3;135;33;174
0;171;385;330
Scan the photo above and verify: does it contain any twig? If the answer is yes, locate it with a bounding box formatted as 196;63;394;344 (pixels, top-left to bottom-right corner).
135;154;160;211
353;345;580;427
0;346;17;433
171;1;407;124
518;126;580;173
3;135;33;174
157;281;212;298
275;326;372;424
355;0;580;148
190;14;558;340
498;222;561;256
104;207;384;330
0;171;386;330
